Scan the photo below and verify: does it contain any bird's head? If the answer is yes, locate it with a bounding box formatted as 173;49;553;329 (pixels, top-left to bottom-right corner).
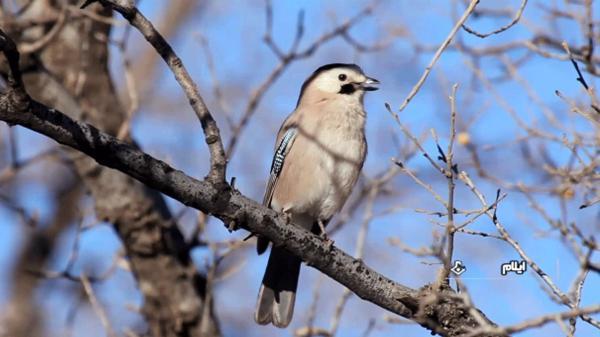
297;63;379;106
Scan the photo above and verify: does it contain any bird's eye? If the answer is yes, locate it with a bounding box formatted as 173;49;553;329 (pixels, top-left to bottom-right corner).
338;74;347;81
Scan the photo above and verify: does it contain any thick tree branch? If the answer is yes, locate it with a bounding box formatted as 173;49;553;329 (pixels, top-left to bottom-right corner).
0;87;418;318
0;29;503;336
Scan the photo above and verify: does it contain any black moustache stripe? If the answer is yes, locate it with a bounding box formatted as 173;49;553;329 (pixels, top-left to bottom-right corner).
339;83;356;95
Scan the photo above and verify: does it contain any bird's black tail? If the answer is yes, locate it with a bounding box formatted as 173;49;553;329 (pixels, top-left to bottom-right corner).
254;246;301;328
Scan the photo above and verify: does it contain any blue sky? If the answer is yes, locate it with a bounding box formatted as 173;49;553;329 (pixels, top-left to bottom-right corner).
0;1;598;336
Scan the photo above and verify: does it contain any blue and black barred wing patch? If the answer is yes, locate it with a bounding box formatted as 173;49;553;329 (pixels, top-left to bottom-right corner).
262;127;297;207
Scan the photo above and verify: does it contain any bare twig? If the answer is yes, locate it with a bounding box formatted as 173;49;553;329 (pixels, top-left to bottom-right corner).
460;304;600;337
81;274;117;337
19;7;68;54
438;84;459;284
396;0;479;112
116;26;139;140
462;0;528;38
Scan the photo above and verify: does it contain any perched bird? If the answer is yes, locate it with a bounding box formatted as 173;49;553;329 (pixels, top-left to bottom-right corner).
255;63;379;328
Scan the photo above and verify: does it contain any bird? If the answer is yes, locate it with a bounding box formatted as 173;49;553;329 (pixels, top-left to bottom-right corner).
255;63;379;328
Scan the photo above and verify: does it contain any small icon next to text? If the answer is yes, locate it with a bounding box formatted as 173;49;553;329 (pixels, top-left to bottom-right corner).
450;260;466;276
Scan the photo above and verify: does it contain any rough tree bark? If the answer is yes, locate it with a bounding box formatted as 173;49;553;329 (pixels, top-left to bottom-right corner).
1;1;220;336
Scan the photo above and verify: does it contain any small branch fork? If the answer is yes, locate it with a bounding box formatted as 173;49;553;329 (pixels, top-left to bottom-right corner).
562;41;600;114
461;0;528;39
81;0;227;184
396;0;480;113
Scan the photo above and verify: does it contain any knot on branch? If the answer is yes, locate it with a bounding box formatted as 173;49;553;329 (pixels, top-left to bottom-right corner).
414;284;502;337
206;134;219;144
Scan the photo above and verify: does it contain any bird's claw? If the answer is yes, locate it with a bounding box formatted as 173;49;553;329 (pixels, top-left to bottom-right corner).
316;219;334;250
320;231;334;250
282;210;293;224
227;220;238;232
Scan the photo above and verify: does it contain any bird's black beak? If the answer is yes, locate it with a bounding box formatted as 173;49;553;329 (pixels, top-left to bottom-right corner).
362;77;379;91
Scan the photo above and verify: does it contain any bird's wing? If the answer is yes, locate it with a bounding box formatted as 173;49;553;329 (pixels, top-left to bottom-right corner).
262;127;298;207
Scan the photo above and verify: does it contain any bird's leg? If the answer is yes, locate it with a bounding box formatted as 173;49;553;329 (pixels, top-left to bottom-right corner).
318;219;334;250
227;220;238;232
282;208;293;225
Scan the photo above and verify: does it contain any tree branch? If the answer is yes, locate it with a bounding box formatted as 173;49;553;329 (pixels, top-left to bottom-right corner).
0;28;503;336
81;0;227;184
